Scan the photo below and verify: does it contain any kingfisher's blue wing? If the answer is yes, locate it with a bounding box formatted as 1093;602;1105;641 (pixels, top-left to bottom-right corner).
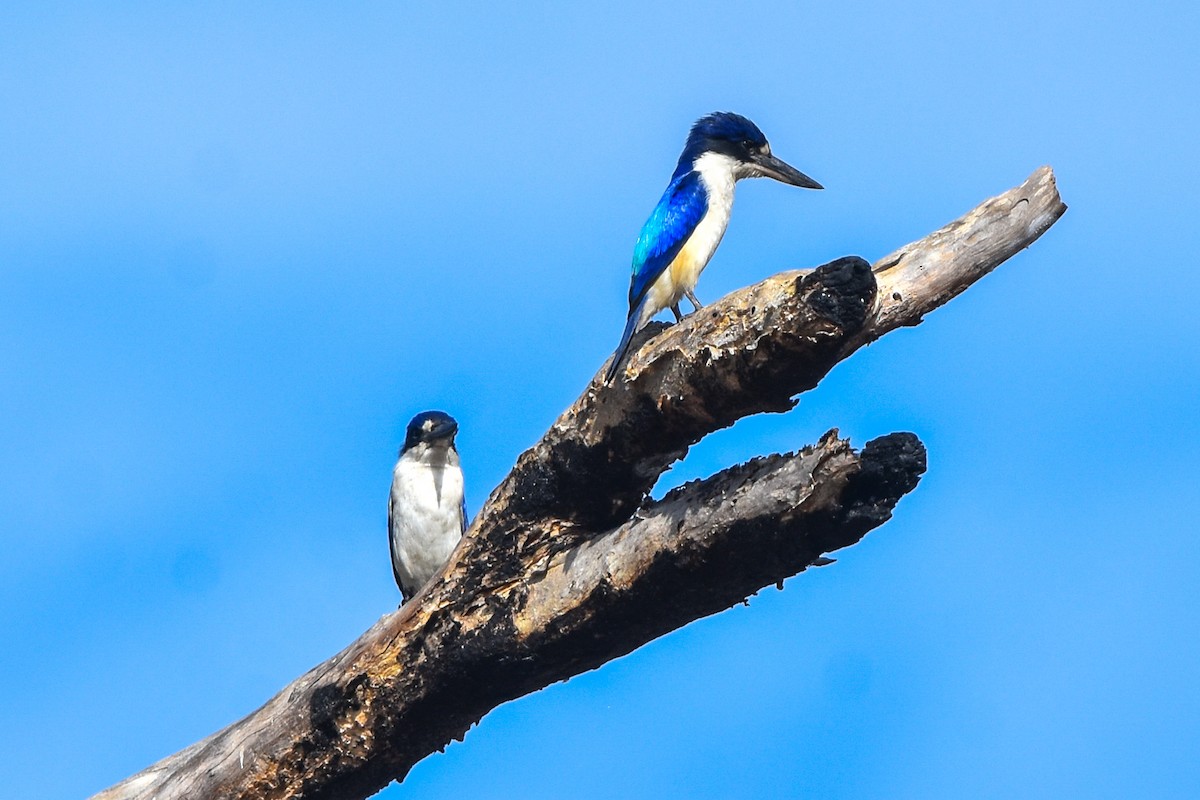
628;171;708;310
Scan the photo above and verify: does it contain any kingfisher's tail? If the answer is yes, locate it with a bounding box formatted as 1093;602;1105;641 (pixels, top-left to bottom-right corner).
604;297;649;383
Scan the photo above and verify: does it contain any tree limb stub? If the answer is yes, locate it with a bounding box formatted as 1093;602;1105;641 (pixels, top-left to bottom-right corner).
517;431;927;668
93;168;1064;800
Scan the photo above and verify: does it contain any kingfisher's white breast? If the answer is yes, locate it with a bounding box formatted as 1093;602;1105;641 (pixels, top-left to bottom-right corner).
389;444;465;597
646;152;738;316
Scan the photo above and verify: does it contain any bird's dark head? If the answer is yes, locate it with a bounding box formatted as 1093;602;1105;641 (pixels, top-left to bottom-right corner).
402;410;459;453
676;111;823;190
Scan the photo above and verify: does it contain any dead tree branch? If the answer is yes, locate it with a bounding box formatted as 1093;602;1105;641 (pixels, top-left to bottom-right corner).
93;167;1065;800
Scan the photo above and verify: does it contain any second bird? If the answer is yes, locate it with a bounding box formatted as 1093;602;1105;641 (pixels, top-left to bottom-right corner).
388;411;466;604
605;112;822;382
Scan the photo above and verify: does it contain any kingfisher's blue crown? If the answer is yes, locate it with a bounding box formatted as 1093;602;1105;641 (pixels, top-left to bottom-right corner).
673;112;768;179
687;112;767;147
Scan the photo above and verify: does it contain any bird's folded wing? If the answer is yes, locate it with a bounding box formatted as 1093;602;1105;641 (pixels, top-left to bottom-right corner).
628;171;708;309
387;493;407;598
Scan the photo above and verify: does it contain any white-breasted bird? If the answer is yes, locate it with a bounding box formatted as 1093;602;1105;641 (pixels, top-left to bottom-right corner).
388;410;466;603
605;112;822;382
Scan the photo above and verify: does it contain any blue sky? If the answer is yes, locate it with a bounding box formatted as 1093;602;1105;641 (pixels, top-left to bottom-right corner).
2;3;1197;798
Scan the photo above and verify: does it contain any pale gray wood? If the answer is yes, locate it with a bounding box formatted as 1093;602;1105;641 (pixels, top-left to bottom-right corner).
855;164;1066;350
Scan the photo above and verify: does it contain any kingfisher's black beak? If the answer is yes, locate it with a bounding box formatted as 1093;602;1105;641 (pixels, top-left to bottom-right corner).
752;152;823;189
426;418;459;443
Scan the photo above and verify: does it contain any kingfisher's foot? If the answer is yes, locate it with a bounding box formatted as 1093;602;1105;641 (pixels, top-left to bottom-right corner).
686;290;704;310
670;304;684;322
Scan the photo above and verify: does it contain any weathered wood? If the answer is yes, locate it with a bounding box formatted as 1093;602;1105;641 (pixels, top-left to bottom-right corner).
93;167;1065;800
848;164;1066;351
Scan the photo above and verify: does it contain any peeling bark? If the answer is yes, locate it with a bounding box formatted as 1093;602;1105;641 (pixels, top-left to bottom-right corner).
93;167;1065;800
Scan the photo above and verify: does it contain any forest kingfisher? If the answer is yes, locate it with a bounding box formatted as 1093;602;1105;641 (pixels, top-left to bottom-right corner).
604;112;822;382
388;410;466;604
